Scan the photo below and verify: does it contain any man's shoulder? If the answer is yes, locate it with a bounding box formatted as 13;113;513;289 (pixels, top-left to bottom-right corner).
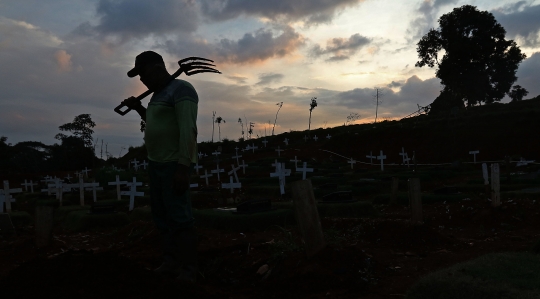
171;79;198;104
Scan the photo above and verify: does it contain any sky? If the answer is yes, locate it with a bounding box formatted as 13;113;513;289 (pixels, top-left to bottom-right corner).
1;0;540;158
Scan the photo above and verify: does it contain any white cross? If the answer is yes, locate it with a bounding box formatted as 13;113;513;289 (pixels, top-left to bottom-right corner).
271;159;279;171
239;160;248;174
296;162;313;180
200;169;213;186
275;146;284;157
85;182;103;202
366;151;376;164
250;143;258;153
228;164;242;183
141;160;148;170
232;147;243;165
81;167;91;178
262;139;268;147
377;150;387;171
403;153;411;167
284;138;289;146
290;156;299;169
194;162;203;174
121;177;144;211
304;135;309;142
190;183;199;188
65;174;72;181
399;147;407;164
1;181;22;213
198;152;204;159
270;163;291;195
212;150;221;158
0;193;15;213
348;158;356;169
326;134;332;139
49;178;64;203
516;157;535;167
469;150;479;163
222;176;242;194
211;163;225;181
73;174;98;206
21;180;37;193
313;135;318;141
108;175;127;201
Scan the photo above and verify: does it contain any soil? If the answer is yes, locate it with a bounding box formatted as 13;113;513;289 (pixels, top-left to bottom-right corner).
2;195;539;298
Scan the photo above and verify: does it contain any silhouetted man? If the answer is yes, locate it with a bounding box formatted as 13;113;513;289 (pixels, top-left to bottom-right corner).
122;51;198;282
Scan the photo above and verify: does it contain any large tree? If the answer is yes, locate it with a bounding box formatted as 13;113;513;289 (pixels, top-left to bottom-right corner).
416;5;526;107
55;114;96;147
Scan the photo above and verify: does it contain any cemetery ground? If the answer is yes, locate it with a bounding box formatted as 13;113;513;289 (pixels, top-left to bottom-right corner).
2;162;540;298
2;98;540;298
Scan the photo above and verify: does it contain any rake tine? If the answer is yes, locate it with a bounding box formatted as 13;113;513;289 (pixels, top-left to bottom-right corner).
185;69;222;76
181;61;216;67
187;66;220;72
178;56;215;64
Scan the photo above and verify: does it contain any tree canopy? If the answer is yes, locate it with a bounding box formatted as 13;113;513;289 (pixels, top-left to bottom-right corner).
55;114;96;147
416;5;526;107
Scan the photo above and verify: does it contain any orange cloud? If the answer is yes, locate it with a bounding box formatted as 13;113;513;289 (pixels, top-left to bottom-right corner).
54;50;72;72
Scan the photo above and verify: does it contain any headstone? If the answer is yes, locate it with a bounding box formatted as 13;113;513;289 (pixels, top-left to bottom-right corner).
239;160;248;174
108;175;127;201
194;162;203;174
35;205;54;248
121;177;144;211
211;163;225;181
348;158;356;169
297;162;313;180
270;163;291;195
228;164;241;183
290;179;326;258
491;163;501;207
290;156;299;169
390;177;399;205
377;150;387;171
408;178;422;225
366;151;375;164
200;169;212;186
469;150;479;163
275;146;284;157
2;181;21;213
222;176;241;194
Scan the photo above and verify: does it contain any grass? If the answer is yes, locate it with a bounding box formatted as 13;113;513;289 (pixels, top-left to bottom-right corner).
406;252;540;299
62;209;131;232
194;208;295;231
372;193;466;205
8;211;33;227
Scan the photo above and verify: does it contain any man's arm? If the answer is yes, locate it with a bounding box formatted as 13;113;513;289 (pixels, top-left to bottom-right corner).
122;96;147;121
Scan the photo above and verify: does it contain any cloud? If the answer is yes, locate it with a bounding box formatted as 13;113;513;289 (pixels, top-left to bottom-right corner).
256;73;284;85
200;0;364;25
226;75;249;84
406;0;459;43
515;51;540;97
387;80;403;88
162;25;305;64
492;3;540;47
72;0;199;42
310;33;371;61
54;50;73;72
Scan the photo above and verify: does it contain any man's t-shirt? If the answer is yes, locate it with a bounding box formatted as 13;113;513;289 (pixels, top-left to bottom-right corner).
144;79;198;166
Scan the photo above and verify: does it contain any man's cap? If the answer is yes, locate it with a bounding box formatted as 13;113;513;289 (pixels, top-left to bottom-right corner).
127;51;165;78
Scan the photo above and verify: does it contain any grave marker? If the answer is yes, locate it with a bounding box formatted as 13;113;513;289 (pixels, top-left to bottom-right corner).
81;167;92;178
85;183;103;202
270;163;291;195
222;176;242;194
516;157;535;167
326;134;331;140
482;163;490;198
211;163;225;181
198;152;204;159
366;151;375;164
290;179;326;258
65;174;72;181
297;162;314;180
262;139;268;147
403;153;411;167
194;162;203;174
290;156;300;169
140;160;148;170
284;138;289;146
313;135;318;141
35;205;54;248
491;163;501;207
469;150;479;163
377;150;387;171
239;160;248;174
408;178;422;225
232;147;242;165
275;146;284;157
348;158;356;169
73;174;98;206
21;180;37;193
108;175;127;201
200;169;212;186
228;164;241;183
1;181;21;213
390;177;399;205
212;150;221;158
399;147;407;164
121;177;144;211
304;135;309;142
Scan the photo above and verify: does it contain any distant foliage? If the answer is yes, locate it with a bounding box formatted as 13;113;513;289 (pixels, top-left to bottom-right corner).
508;85;529;102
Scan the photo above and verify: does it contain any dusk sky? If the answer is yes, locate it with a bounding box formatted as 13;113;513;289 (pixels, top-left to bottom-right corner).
1;0;539;158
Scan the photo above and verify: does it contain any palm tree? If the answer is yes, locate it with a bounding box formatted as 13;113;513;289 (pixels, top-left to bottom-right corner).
272;102;283;136
215;116;225;142
211;111;216;143
308;97;317;136
238;118;244;140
